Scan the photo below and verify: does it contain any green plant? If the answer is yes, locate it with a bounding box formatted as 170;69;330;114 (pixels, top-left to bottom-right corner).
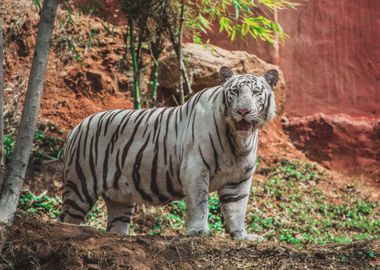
18;191;107;230
4;130;65;163
4;133;15;161
17;159;380;247
32;131;65;161
18;191;61;219
185;0;297;44
248;159;380;246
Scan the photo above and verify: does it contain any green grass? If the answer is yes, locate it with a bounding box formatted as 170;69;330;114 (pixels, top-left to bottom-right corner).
247;159;380;245
4;130;65;163
18;159;380;246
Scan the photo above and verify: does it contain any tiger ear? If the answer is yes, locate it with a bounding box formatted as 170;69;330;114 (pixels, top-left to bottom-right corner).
219;66;234;83
263;69;279;88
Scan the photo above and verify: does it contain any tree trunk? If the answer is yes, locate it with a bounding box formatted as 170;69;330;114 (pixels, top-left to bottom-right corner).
168;12;192;102
129;18;141;109
0;20;4;191
177;0;186;104
0;0;58;250
151;59;159;106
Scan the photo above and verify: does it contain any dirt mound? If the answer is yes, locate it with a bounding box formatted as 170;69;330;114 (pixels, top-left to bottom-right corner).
2;1;134;132
1;215;378;270
282;113;380;182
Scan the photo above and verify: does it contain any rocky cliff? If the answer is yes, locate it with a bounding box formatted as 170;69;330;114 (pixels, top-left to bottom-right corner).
205;0;380;118
204;1;380;179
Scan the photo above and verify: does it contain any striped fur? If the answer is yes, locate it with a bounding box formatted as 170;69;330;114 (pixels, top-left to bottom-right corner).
60;67;278;240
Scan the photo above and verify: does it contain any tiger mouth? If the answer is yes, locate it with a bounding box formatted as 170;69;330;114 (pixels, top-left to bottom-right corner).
236;119;255;131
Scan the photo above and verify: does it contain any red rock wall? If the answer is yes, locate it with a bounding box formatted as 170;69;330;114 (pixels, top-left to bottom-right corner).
204;0;380;118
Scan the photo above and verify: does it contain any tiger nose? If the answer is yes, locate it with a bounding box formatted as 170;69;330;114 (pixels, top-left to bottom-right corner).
237;108;251;116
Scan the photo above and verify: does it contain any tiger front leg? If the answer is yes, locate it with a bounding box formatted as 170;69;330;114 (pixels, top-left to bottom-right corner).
218;176;264;242
182;166;210;236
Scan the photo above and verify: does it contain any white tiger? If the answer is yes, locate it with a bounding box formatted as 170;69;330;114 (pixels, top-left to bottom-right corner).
60;66;278;241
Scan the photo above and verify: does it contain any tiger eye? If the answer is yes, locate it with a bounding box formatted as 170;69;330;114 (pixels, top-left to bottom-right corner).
252;89;260;95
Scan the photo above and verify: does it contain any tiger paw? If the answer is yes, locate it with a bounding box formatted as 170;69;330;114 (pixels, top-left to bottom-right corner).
243;233;265;242
230;231;265;242
187;228;210;237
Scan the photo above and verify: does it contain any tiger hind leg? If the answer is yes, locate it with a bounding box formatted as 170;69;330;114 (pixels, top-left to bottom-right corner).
59;185;96;225
105;199;136;235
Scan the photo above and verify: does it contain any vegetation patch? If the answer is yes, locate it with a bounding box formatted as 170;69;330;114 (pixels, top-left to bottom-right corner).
18;159;380;247
4;128;65;163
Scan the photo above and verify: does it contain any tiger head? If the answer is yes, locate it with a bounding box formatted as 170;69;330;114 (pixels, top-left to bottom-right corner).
220;66;279;134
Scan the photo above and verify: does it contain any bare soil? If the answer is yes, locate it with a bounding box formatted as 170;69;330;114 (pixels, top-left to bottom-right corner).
1;215;379;270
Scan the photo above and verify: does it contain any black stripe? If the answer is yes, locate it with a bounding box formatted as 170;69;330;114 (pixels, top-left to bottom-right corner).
64;211;85;220
108;216;132;230
118;111;132;130
144;108;157;124
75;134;94;207
110;124;121;154
83;114;96;159
179;106;183;122
132;134;153;202
103;142;111;191
65;180;86;203
176;167;182;187
174;107;179;139
63;199;88;215
166;171;182;198
110;216;132;224
213;113;224;152
265;92;272;119
151;149;170;203
120;110;136;134
121;111;147;167
219;194;248;204
212;88;223;103
222;177;251;189
66;120;84;158
66;121;84;166
226;126;238;157
151;114;170;203
68;148;76;168
109;109;124;123
209;133;219;174
134;109;148;123
62;190;71;198
103;110;117;136
163;109;174;165
191;110;196;143
89;136;99;198
95;112;111;165
169;155;174;177
142;124;149;138
188;91;202;117
152;108;167;143
198;146;210;170
207;88;219;101
113;149;122;189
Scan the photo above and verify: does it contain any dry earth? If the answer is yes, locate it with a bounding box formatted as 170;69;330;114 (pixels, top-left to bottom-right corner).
1;215;379;270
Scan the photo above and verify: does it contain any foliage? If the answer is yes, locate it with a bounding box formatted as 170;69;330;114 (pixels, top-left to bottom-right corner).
4;130;65;163
248;159;380;245
187;0;297;44
17;159;380;246
18;191;106;231
117;0;298;107
18;191;61;219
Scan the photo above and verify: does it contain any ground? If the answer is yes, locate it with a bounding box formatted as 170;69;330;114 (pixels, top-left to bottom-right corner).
2;216;379;270
1;1;380;269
